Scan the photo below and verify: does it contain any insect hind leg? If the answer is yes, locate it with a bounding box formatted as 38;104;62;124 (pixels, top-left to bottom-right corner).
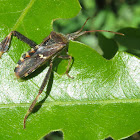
0;32;12;57
12;31;37;47
0;31;37;58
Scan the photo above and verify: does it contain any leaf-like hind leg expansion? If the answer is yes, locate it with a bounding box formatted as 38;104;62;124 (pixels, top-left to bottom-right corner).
0;31;37;58
58;55;74;79
12;31;37;47
23;60;53;129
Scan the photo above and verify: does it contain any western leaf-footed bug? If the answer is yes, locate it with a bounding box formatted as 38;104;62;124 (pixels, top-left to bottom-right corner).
0;18;124;128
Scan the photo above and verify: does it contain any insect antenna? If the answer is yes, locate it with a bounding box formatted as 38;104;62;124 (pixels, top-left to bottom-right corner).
76;27;124;37
75;17;90;34
83;30;124;36
70;18;124;40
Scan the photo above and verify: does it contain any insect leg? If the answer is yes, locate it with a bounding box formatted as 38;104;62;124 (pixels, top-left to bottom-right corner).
0;31;37;58
12;31;37;47
23;60;53;129
58;55;74;79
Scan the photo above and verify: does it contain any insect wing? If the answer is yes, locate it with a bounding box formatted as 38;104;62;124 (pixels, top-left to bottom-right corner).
14;43;66;78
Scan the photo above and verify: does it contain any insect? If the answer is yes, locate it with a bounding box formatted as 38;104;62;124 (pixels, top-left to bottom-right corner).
0;18;124;128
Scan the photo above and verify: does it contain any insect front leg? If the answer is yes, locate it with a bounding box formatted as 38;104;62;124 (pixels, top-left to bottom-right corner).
0;31;37;58
23;60;53;129
58;55;74;79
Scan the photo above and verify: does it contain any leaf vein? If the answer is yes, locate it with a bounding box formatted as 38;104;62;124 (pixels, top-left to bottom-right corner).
12;0;36;30
1;98;140;108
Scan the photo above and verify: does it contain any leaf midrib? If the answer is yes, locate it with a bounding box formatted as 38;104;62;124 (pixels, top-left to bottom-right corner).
0;98;140;108
13;0;36;30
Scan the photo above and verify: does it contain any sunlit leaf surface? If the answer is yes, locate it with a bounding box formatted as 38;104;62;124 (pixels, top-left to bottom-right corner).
0;0;140;140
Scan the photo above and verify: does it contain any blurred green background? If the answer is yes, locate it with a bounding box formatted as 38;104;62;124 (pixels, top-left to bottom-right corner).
45;0;140;140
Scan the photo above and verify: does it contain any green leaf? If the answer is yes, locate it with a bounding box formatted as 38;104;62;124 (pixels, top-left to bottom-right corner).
0;1;140;140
